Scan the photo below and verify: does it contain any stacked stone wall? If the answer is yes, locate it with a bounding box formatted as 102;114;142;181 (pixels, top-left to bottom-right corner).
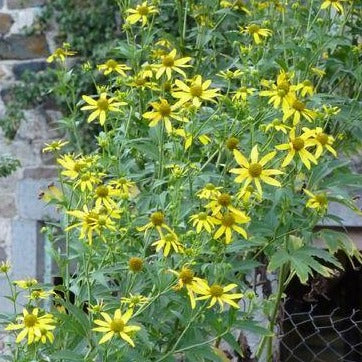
0;0;59;319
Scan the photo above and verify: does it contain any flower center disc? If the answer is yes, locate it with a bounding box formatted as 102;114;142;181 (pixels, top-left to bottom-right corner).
218;193;231;206
198;212;207;221
205;183;216;190
292;137;305;151
226;137;239;150
316;133;328;145
110;318;125;332
24;314;37;328
249;163;262;177
151;211;165;226
293;100;305;111
97;99;109;111
209;284;224;297
137;5;149;15
158;103;171;116
190;85;203;97
129;257;143;272
179;269;194;284
315;194;328;206
162;55;175;67
96;186;109;198
248;24;260;34
222;213;235;227
106;59;118;69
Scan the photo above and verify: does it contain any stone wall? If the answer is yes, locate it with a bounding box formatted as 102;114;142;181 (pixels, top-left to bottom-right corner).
0;0;59;315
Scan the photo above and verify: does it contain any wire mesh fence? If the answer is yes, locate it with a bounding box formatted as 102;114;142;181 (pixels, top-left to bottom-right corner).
279;303;362;362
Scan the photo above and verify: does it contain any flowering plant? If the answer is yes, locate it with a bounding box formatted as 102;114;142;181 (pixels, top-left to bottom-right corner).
1;0;361;360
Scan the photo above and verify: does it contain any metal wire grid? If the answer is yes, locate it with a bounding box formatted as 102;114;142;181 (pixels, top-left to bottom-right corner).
279;304;362;362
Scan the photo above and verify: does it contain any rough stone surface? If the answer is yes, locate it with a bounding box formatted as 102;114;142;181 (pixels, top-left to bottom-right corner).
0;195;16;218
0;13;14;34
0;0;3;9
0;34;49;60
7;0;45;9
12;60;48;79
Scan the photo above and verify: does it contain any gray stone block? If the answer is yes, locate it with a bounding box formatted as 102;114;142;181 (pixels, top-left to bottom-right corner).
0;13;14;35
0;34;49;60
16;176;59;221
12;60;49;80
0;278;12;313
7;0;45;9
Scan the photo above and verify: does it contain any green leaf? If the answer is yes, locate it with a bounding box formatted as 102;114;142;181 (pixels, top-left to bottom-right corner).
234;320;273;337
223;332;244;357
50;350;84;361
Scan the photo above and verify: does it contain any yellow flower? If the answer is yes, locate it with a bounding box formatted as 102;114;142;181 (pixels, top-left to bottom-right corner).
93;308;141;346
14;279;38;289
81;93;127;126
152;232;184;257
194;280;243;310
172;75;220;108
236;185;262;204
259;71;295;111
5;308;55;345
39;184;63;203
283;97;317;125
126;1;158;27
0;260;11;273
169;268;205;309
220;0;251;14
263;118;290;134
47;44;76;63
302;127;337;158
304;189;328;211
57;154;88;179
42;140;69;153
97;59;131;76
322;104;340;117
217;69;244;80
137;211;174;236
206;192;247;217
213;211;250;243
321;0;345;14
276;128;317;169
94;184;121;209
311;67;326;77
154;49;192;80
74;172;103;192
109;177;138;198
88;300;106;314
189;212;218;233
197;183;222;200
172;128;210;150
295;80;314;97
143;98;186;133
34;327;55;344
121;294;149;309
232;86;255;102
230;145;283;197
240;24;272;44
128;257;144;272
27;289;53;301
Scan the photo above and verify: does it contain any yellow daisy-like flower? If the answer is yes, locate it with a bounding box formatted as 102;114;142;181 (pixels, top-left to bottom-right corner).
230;145;283;197
172;75;220;108
120;294;149;309
321;0;345;14
172;128;211;150
14;279;38;289
81;93;127;126
217;69;244;80
137;211;174;236
143;98;186;133
34;327;55;344
5;308;55;345
304;189;328;212
74;172;103;192
169;268;205;309
42;140;69;153
125;1;158;27
109;177;138;198
275;128;317;169
220;0;251;14
93;308;141;346
97;59;131;76
232;86;255;102
311;67;326;77
189;211;218;233
236;185;262;204
94;184;121;209
213;211;250;243
40;184;63;203
0;260;11;273
154;49;192;80
259;71;295;111
302;127;337;158
196;183;223;200
152;232;184;257
263;118;290;134
194;280;243;310
295;80;314;97
57;154;88;179
27;289;54;301
46;44;76;63
240;24;272;44
206;192;247;217
283;97;317;125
